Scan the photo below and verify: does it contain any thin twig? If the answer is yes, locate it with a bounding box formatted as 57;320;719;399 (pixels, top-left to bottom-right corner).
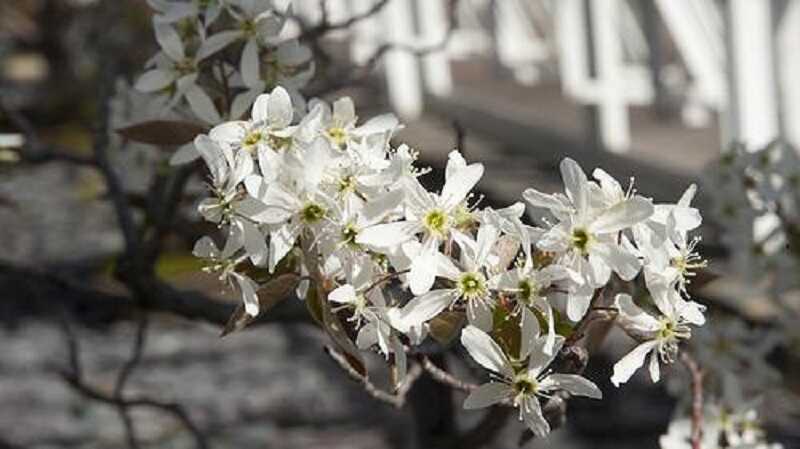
681;352;705;449
363;269;410;295
0;101;96;167
325;346;422;409
298;0;391;40
418;355;478;392
57;314;210;449
61;372;210;449
303;0;460;97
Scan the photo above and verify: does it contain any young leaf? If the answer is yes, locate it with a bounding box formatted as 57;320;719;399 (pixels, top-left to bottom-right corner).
320;288;367;377
429;311;466;345
220;273;300;337
116;120;208;146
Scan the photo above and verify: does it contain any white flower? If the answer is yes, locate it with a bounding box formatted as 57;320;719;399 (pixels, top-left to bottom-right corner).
194;135;269;266
611;292;704;387
387;224;500;333
312;97;399;151
524;158;654;321
490;262;572;354
460;324;601;437
319;188;404;273
328;266;409;387
210;85;296;154
135;20;226;124
193;233;260;317
635;210;707;297
357;150;484;295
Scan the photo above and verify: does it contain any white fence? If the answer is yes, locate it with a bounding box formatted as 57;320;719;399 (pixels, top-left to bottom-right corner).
292;0;798;154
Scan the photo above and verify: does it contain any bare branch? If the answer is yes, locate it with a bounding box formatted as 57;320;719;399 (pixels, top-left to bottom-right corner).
324;346;422;409
58;311;210;449
418;355;478;392
681;352;705;449
299;0;391;40
0;101;96;167
303;0;460;98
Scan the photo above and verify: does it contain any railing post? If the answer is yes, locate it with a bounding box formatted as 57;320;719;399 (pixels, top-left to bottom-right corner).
382;0;424;118
723;0;779;151
493;0;548;85
588;0;630;153
349;0;380;65
416;0;453;97
777;0;800;151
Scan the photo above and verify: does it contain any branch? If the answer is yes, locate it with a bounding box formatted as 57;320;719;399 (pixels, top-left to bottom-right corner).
0;101;96;167
681;352;705;449
58;310;210;449
0;261;310;328
418;355;478;392
324;346;422;409
303;0;460;98
299;0;391;40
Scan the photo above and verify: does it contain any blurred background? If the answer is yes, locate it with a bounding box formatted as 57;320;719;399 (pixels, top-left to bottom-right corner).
1;0;799;448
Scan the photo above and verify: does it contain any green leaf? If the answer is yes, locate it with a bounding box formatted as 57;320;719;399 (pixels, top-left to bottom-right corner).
221;273;300;337
492;306;522;359
429;311;465;345
116;120;208;146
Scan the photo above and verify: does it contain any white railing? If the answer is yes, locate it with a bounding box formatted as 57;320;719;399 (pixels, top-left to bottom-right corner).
292;0;794;154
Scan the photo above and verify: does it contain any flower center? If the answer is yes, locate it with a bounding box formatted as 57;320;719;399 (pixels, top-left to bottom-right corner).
512;374;538;396
341;223;360;247
423;209;449;237
338;175;356;194
174;57;196;75
571;227;593;256
241;19;257;36
657;317;691;363
517;279;538;304
243;131;263;151
458;272;486;300
267;133;292;151
301;202;326;224
327;127;348;148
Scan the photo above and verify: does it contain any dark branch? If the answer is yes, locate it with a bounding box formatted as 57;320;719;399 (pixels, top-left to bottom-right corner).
325;346;422;409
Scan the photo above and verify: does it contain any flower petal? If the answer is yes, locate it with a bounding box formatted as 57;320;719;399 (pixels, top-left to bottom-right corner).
611;340;659;387
329;284;357;304
440;162;484;210
355;221;419;249
560;158;588;215
463;382;512;409
540;374;602;399
390;289;455;332
135;69;174;92
460;325;513;377
267;86;293;129
197;30;243;61
589;196;654;235
522;396;550;437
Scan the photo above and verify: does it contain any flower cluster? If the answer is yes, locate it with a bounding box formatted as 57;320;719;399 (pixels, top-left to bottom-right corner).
653;141;800;449
705;141;800;296
188;76;710;435
136;0;312;164
661;374;784;449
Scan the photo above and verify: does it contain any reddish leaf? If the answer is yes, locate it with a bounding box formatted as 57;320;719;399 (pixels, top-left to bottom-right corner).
116;120;208;146
221;273;301;337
